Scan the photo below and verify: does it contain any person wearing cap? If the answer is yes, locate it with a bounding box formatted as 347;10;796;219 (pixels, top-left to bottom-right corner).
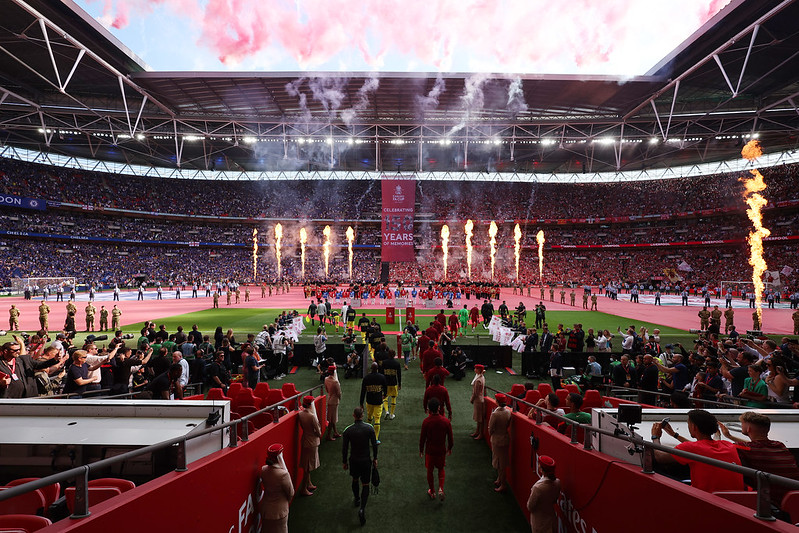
324;366;342;441
470;364;486;439
342;407;379;526
259;444;294;533
298;395;322;496
360;362;387;443
527;456;560;533
489;393;513;492
419;397;453;501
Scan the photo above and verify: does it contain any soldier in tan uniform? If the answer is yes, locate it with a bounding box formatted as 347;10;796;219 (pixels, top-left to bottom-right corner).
9;305;20;331
85;303;96;332
752;310;762;331
99;306;108;331
724;307;735;334
698;307;710;330
111;305;122;331
38;302;50;332
709;305;722;331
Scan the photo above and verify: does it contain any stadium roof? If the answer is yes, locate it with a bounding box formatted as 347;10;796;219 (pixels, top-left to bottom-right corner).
1;0;799;178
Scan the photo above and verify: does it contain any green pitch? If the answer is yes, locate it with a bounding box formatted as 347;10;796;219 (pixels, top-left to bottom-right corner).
102;307;697;348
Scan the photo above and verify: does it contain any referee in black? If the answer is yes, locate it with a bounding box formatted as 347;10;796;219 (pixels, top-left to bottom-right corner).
342;406;378;526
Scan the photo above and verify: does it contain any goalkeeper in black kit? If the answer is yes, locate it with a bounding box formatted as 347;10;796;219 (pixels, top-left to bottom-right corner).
342;407;379;526
360;362;387;443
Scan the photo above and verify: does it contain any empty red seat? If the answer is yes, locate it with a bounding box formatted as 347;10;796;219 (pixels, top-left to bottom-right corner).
206;388;231;402
0;487;46;516
233;390;262;411
781;491;799;524
564;384;580;394
183;394;205;400
237;405;258;418
555;388;569;405
227;382;243;398
537;383;553;397
509;384;525;398
4;480;59;514
264;389;285;408
281;383;299;399
582;390;603;412
64;486;122;513
88;478;135;493
251;411;274;429
0;514;52;532
253;382;270;401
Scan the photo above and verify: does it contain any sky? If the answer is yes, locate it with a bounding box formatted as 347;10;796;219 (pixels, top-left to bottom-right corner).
75;0;731;75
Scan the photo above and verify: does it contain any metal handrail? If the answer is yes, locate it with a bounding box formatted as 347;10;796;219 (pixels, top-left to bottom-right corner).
486;385;799;521
0;383;325;519
603;383;794;409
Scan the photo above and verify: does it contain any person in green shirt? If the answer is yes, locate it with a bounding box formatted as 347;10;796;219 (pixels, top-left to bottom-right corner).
458;305;469;333
400;331;412;370
563;393;592;424
738;364;769;408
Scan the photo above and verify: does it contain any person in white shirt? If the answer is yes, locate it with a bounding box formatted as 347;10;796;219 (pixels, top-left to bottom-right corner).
172;351;190;388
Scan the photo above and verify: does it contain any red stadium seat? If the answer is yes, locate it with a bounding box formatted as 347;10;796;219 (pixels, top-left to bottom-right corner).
281;383;299;399
712;491;757;510
555;388;569;405
253;382;271;401
206;388;231;402
236;405;258;418
0;488;46;516
183;394;205;401
582;390;603;412
509;384;525;398
264;389;286;408
251;411;274;429
0;514;52;532
781;491;799;524
88;478;135;493
64;487;122;513
564;384;580;394
537;383;553;397
227;382;243;398
232;390;262;411
3;480;59;514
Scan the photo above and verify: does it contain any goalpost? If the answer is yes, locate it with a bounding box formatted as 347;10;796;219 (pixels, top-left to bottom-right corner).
11;276;77;295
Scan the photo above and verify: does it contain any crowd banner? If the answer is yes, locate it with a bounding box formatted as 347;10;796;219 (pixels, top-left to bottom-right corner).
0;194;46;211
381;178;416;262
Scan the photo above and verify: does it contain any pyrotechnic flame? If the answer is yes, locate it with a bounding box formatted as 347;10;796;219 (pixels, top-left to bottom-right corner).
740;140;770;326
465;219;474;280
346;226;355;279
299;227;308;279
488;221;498;280
536;230;545;283
514;223;521;280
323;225;332;278
441;225;450;279
274;223;283;279
252;228;258;281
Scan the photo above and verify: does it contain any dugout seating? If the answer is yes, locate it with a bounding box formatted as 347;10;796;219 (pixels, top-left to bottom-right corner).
0;514;52;532
509;384;526;398
537;383;553;397
3;480;58;517
0;488;46;517
183;394;205;400
555;388;569;405
64;487;121;514
206;388;232;402
88;479;135;493
564;384;580;394
521;390;542;415
227;382;243;398
253;382;271;401
581;390;603;412
782;491;799;525
232;389;262;411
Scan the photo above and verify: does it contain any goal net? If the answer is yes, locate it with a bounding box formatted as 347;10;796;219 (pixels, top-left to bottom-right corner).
11;277;77;295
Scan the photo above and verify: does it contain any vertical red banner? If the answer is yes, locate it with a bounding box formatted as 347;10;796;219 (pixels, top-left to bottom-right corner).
381;178;416;262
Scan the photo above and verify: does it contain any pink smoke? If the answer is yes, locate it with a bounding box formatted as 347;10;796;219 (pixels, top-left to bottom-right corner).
85;0;730;72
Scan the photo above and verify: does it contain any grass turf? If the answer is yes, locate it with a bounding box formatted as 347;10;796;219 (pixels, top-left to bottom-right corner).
48;306;757;351
285;365;532;532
